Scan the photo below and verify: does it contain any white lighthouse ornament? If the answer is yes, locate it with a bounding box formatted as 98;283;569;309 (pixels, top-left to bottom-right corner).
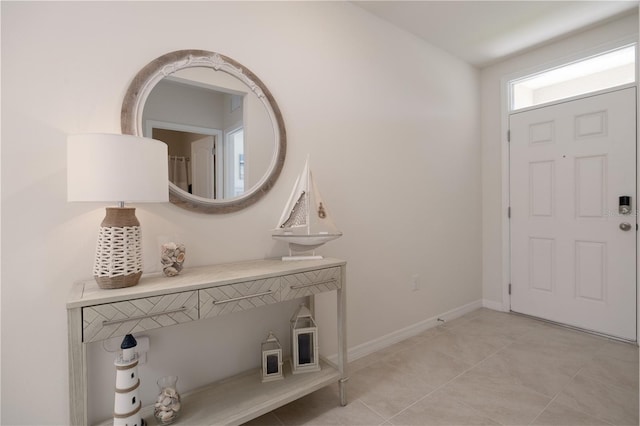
114;334;146;426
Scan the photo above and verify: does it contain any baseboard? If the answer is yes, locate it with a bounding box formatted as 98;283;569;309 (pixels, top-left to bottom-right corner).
482;299;508;312
326;299;483;364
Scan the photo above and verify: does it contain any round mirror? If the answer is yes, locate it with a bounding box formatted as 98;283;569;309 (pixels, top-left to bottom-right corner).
122;50;286;213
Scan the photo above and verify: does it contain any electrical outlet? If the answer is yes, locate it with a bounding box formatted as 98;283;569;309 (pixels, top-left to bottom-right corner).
411;274;419;291
137;336;149;365
103;334;149;365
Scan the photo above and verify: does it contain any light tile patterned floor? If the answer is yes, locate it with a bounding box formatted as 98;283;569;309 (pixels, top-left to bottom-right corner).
244;308;639;426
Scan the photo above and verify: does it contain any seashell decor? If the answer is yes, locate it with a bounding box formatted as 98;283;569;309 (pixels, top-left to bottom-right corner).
161;243;186;277
154;376;181;424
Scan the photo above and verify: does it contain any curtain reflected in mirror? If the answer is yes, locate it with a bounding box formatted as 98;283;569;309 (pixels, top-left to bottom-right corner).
168;155;190;193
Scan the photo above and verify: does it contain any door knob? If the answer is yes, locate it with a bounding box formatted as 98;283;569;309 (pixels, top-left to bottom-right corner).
619;222;632;231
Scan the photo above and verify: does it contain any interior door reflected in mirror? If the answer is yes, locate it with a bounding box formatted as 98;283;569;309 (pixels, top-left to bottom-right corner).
121;50;286;214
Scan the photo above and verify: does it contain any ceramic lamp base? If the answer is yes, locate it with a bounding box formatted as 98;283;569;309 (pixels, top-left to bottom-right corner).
93;207;143;289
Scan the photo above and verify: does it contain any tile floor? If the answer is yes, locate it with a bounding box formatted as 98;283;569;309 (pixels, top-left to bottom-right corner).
246;308;639;425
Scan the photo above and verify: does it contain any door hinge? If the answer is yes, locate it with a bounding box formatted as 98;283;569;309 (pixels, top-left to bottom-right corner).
508;207;511;218
508;283;512;295
507;130;511;142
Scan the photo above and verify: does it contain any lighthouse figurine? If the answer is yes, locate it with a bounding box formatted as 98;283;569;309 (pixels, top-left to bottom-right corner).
114;334;146;426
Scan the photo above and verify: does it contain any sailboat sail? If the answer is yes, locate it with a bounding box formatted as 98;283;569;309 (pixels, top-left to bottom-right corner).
280;191;308;228
273;159;342;257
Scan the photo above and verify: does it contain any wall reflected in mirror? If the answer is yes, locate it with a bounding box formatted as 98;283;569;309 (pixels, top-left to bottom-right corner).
142;66;275;200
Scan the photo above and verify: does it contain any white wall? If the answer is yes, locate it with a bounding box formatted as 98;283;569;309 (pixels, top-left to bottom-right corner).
481;12;638;307
1;2;480;424
144;79;227;130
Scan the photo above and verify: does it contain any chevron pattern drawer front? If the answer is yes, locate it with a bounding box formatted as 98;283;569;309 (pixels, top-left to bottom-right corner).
200;278;280;319
281;267;342;301
82;291;199;343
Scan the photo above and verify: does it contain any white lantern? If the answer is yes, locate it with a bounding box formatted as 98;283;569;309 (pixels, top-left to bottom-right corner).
290;305;320;374
261;331;284;382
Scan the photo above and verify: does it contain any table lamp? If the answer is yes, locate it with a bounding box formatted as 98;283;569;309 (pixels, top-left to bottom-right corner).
67;133;169;289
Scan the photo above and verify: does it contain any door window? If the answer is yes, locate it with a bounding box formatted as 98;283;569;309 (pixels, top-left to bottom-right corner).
224;127;245;198
510;44;636;111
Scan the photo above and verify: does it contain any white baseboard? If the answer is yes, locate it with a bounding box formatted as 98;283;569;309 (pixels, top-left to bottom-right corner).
482;299;508;312
326;299;483;364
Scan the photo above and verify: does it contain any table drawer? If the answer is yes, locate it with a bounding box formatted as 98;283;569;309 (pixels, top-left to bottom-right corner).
199;277;280;319
281;267;342;300
82;291;199;343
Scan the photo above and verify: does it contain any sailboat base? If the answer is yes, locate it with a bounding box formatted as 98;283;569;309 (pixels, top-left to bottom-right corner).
273;233;343;261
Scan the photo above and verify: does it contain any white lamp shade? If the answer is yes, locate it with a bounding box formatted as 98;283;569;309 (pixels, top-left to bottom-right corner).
67;133;169;203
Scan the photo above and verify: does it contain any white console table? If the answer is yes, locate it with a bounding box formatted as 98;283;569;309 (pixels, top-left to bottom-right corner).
67;258;347;425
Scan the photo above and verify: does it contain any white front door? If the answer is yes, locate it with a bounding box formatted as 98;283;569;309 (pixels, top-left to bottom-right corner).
509;87;637;340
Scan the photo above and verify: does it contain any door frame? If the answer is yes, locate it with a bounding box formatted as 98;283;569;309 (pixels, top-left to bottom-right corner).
497;37;639;338
145;119;224;197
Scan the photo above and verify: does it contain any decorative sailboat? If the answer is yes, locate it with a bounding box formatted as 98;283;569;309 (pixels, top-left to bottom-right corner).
272;158;342;260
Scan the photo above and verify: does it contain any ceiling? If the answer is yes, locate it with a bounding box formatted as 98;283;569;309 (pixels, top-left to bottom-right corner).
354;1;639;67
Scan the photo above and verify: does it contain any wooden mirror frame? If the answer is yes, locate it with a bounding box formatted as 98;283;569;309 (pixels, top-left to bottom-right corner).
121;50;286;214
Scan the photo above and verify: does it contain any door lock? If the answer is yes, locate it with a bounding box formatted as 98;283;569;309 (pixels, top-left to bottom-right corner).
619;196;632;215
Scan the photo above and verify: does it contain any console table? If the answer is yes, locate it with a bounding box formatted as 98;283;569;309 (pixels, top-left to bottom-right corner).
67;257;347;425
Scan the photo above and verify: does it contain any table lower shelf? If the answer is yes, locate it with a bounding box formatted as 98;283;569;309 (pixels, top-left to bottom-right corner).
98;359;343;426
